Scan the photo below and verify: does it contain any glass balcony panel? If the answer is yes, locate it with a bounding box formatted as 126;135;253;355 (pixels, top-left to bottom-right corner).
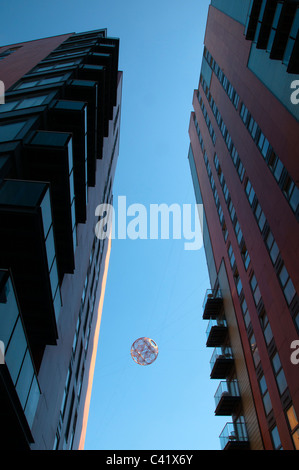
214;380;240;411
219;421;248;450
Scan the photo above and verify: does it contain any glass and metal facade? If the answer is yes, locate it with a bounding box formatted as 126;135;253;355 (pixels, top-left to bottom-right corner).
0;29;122;449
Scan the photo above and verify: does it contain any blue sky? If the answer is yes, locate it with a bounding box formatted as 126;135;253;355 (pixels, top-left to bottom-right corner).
1;0;228;450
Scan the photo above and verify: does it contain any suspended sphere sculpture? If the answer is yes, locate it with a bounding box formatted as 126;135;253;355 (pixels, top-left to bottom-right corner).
130;337;159;366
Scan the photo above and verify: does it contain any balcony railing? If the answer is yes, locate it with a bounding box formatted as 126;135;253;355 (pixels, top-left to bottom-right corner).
214;380;241;416
206;317;228;347
219;420;249;450
202;288;223;319
210;346;234;379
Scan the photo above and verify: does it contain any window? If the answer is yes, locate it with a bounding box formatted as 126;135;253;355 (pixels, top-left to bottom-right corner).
286;405;299;450
271;425;282;450
0;95;48;113
15;75;65;90
234;220;243;245
0;120;27;142
228;243;235;268
245;179;255;206
241;244;250;271
278;264;296;305
250;333;260;367
266;231;279;264
272;352;287;395
0;46;22;61
289;185;299;213
254;203;266;232
250;273;262;306
241;297;251;328
260;310;273;346
273;158;283;183
33;61;78;73
259;374;272;415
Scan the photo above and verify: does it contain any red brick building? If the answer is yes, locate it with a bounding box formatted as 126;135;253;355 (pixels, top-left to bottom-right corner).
188;0;299;450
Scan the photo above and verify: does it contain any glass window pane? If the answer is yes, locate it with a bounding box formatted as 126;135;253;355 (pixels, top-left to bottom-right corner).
272;352;281;373
15;349;34;408
16;95;47;109
259;375;267;395
0;278;19;347
53;286;61;322
40;76;63;85
266;231;274;250
274;159;283;182
24;376;40;428
0;101;18;112
279;265;289;287
287;405;298;432
264;323;273;345
292;430;299;450
254;285;261;305
45;225;56;271
284;278;296;305
290;186;299;212
263;391;272;415
49;259;59;301
40;188;52;239
5;317;27;384
0;121;26;142
17;81;39;89
277;369;287;395
270;241;279;264
258;212;266;231
271;426;282;450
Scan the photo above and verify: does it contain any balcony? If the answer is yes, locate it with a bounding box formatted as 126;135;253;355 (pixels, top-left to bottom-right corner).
48;99;88;221
210;346;234;379
77;63;106;151
214;380;241;416
0;270;41;449
219;421;249;450
202;289;223;320
245;0;263;41
206;317;228;347
23;130;76;279
0;179;60;347
65;79;98;183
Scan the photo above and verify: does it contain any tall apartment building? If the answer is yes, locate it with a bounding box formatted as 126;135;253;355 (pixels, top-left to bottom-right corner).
0;29;122;450
188;0;299;450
